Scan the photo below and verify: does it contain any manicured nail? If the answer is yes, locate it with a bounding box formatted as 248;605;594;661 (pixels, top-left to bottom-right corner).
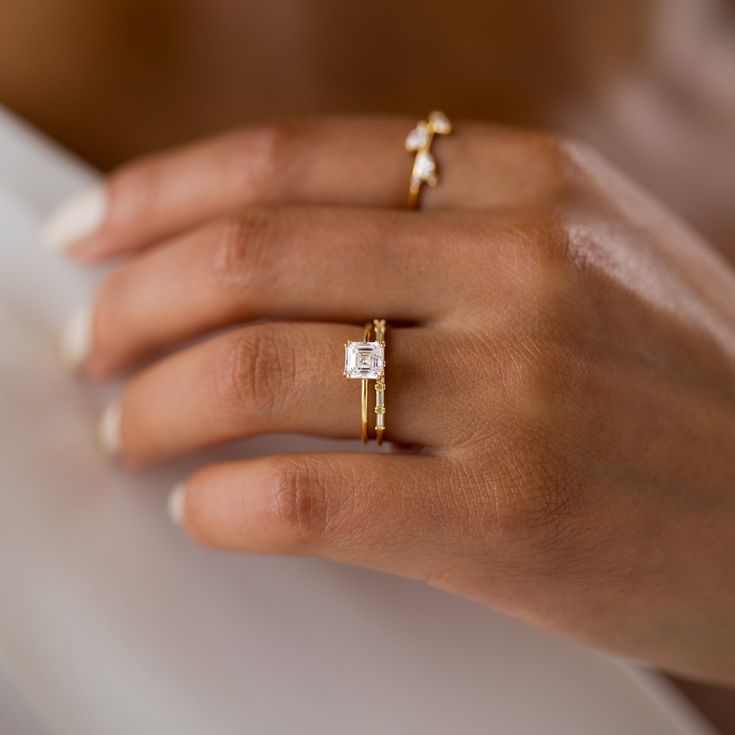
41;185;107;253
167;483;185;526
97;401;121;458
60;305;92;369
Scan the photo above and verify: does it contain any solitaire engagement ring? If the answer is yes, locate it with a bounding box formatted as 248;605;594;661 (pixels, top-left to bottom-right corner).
344;319;387;445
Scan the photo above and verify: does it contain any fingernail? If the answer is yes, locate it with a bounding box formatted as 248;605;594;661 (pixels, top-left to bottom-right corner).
167;483;186;526
97;401;121;458
41;185;107;253
60;305;92;369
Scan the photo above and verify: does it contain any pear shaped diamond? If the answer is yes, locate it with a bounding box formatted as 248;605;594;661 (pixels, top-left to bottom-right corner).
429;110;452;135
413;150;437;184
405;122;430;151
405;111;452;206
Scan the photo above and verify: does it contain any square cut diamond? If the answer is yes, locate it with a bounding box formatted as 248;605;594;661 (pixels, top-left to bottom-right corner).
344;341;384;379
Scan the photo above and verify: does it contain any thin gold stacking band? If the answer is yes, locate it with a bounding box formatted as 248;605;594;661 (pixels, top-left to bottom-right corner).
372;319;387;446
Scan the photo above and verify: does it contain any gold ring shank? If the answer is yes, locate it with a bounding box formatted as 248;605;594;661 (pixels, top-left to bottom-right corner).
407;181;421;209
373;319;387;446
360;322;373;444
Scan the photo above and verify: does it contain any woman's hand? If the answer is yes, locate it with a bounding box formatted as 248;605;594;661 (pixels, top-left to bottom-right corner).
47;117;735;685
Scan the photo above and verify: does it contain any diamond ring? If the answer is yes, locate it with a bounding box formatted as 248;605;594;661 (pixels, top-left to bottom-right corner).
344;319;387;445
405;111;452;208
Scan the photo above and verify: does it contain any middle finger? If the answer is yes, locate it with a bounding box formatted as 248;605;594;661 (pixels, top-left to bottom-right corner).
84;207;463;376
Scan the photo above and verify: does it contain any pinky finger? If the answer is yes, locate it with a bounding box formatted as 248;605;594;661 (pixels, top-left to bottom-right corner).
170;452;454;575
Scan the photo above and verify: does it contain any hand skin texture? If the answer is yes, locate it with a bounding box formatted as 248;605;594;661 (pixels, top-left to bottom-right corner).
54;117;735;686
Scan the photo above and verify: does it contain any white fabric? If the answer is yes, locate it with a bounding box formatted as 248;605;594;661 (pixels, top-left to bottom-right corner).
0;107;717;735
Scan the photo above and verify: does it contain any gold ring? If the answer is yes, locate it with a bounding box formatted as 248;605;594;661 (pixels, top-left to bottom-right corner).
405;110;452;209
372;319;387;446
343;319;388;445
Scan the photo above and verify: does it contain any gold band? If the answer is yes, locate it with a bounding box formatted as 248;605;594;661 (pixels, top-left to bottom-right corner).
372;319;387;446
405;111;452;209
360;321;372;444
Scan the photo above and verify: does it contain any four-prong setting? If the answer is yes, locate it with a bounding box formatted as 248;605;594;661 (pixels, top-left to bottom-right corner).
344;340;385;380
344;320;389;445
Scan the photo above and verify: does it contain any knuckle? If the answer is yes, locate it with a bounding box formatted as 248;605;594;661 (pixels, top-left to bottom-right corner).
554;132;602;173
209;210;278;294
540;132;617;207
463;348;585;556
108;154;166;224
516;211;573;265
477;430;584;555
263;457;342;549
524;131;589;203
489;286;578;412
496;215;586;331
215;326;294;422
243;121;304;196
536;131;583;172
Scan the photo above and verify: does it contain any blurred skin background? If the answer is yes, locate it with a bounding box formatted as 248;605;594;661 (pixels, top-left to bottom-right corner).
1;0;734;731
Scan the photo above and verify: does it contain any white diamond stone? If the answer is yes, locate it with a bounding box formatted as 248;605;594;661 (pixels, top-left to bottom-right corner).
413;150;436;181
429;110;452;134
344;341;385;379
405;122;430;151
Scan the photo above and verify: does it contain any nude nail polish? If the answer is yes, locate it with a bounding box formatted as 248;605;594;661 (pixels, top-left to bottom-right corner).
60;305;91;369
167;483;185;526
41;185;107;253
97;401;121;458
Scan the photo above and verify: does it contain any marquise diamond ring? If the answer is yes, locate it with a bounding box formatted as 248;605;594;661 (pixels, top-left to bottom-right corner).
405;110;452;208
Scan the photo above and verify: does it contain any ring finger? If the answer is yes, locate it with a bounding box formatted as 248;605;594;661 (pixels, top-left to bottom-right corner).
108;322;446;467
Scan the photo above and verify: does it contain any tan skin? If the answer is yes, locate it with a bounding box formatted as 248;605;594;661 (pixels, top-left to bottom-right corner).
56;116;735;687
5;0;735;722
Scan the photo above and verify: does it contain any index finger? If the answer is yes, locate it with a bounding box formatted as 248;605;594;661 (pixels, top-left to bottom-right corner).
41;116;567;260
